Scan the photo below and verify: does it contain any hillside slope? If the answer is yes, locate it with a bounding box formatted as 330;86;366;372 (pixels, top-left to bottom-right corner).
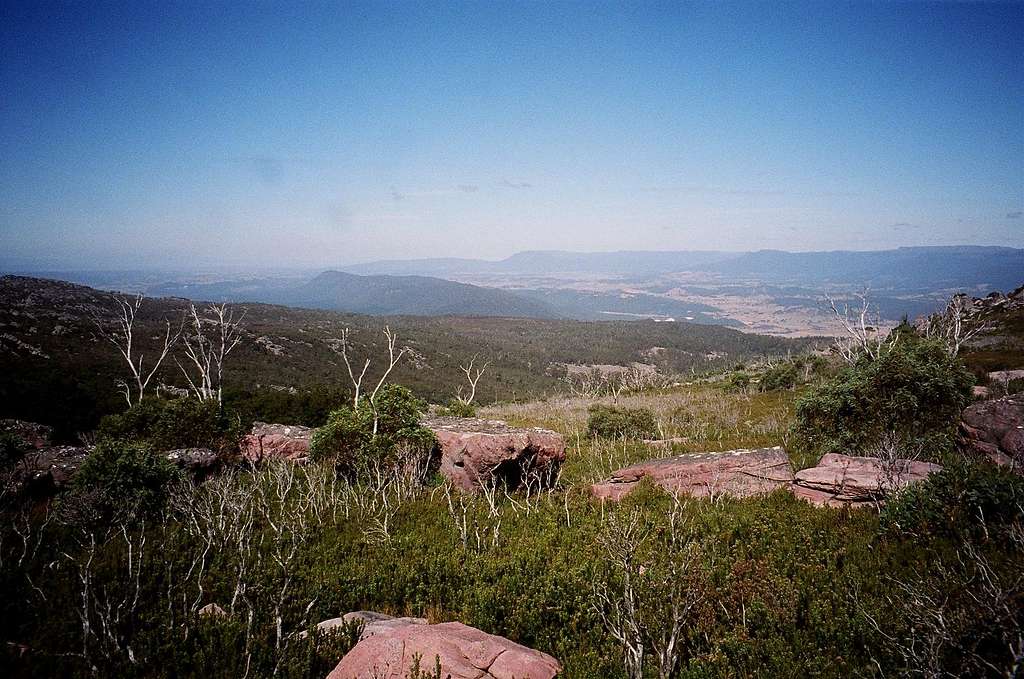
0;275;815;438
147;270;560;318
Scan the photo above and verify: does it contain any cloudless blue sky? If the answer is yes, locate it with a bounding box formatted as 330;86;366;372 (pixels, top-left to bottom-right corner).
1;0;1022;268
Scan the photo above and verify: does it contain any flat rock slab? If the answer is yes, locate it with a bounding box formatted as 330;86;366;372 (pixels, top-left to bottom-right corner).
960;392;1024;471
240;422;312;463
326;619;561;679
793;453;942;506
591;447;794;501
422;417;565;491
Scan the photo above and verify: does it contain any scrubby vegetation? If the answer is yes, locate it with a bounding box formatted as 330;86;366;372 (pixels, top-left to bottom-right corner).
795;334;974;458
309;384;436;477
2;285;1022;678
587;405;660;440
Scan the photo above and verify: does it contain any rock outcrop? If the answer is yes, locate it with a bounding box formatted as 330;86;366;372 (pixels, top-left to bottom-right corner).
21;445;89;491
240;422;312;463
1;419;53;449
326;615;561;679
165;448;220;475
960;392;1024;471
2;419;89;494
792;453;942;507
590;447;794;501
423;417;565;491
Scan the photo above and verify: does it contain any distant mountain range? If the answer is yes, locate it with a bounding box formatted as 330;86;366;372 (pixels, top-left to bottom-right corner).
345;245;1024;292
9;246;1022;327
146;271;558;318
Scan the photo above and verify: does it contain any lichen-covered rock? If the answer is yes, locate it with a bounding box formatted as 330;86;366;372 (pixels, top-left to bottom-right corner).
792;453;942;507
326;618;561;679
239;422;312;463
960;392;1024;471
165;447;219;474
422;417;565;491
590;447;794;501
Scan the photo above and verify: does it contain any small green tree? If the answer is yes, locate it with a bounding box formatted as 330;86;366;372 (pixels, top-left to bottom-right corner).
71;439;180;520
310;384;435;475
794;335;973;457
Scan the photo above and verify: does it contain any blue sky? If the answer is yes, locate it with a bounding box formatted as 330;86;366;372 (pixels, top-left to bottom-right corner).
1;1;1022;269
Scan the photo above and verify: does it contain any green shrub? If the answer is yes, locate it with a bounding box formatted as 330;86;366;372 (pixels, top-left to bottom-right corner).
760;363;798;391
794;336;972;456
97;397;243;453
70;439;180;520
725;370;752;393
587;404;659;439
882;460;1024;538
309;384;436;474
435;400;477;418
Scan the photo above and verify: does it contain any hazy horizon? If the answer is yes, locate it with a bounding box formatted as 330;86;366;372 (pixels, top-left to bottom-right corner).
2;1;1022;269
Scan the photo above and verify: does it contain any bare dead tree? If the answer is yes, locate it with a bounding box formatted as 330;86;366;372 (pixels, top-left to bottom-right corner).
368;326;408;437
456;355;491;405
330;328;370;409
94;295;182;406
177;303;246;405
825;290;898;365
330;327;407;431
917;294;992;357
593;509;649;679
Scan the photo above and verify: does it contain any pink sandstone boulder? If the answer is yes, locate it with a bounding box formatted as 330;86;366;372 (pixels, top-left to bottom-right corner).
792;453;942;507
299;611;427;640
590;447;794;501
422;417;565;491
326;619;561;679
240;422;312;463
959;392;1024;471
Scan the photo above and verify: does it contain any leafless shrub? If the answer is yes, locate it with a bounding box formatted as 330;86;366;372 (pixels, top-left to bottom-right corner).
456;355;490;405
859;531;1024;678
826;290;898;365
329;326;408;435
59;520;150;667
916;294;992;357
592;500;711;679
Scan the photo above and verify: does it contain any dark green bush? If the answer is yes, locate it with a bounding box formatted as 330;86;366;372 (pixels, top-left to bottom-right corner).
587;404;659;439
309;384;436;473
760;362;798;391
794;336;973;456
70;439;180;520
223;384;351;428
882;460;1024;538
97;397;243;453
725;370;752;393
0;431;29;466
